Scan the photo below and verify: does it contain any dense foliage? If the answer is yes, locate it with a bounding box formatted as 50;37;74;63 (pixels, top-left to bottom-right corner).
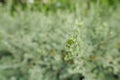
0;0;120;80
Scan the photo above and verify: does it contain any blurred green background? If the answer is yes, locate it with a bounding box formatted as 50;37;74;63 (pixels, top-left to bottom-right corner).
0;0;120;80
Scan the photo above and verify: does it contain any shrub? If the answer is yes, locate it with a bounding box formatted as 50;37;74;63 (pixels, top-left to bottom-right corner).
0;1;120;80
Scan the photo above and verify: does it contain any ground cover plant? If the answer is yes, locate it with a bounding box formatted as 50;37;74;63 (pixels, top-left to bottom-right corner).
0;0;120;80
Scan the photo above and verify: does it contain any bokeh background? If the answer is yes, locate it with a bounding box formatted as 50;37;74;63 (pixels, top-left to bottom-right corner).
0;0;120;80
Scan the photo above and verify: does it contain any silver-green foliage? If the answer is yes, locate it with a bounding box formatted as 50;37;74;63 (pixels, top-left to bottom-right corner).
0;2;120;80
